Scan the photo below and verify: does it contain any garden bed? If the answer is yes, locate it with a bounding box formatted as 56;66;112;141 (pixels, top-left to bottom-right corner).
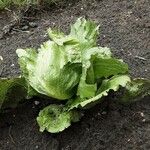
0;0;150;149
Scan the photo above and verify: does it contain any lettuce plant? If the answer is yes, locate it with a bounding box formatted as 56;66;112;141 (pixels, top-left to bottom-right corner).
0;18;149;133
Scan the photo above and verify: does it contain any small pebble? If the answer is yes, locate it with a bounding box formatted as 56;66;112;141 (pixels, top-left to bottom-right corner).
127;11;132;15
0;56;3;61
86;127;90;131
97;112;101;116
34;101;40;105
21;25;29;31
101;111;107;115
35;145;39;149
140;112;144;117
29;22;38;28
11;64;15;67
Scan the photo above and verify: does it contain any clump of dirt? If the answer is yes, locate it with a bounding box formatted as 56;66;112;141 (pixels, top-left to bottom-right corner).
0;0;150;149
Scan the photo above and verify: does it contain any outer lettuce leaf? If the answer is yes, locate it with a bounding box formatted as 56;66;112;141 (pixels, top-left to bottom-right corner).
47;28;78;46
77;47;128;99
70;18;99;47
16;48;37;80
67;75;131;110
77;47;111;99
37;104;81;133
47;28;65;44
48;18;99;48
0;77;27;110
17;41;82;100
121;78;150;103
93;58;128;79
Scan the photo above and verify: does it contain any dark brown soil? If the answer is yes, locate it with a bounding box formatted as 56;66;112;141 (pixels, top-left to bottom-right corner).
0;0;150;149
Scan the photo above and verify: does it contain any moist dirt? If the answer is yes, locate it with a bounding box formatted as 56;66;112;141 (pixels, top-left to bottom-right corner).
0;0;150;149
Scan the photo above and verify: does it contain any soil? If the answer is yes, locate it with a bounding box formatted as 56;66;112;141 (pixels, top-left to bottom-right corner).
0;0;150;149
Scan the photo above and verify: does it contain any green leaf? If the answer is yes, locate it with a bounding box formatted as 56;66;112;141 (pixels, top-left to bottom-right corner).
93;58;128;79
67;75;131;110
76;45;128;100
0;0;11;9
47;28;78;46
17;41;82;100
48;28;65;42
37;104;81;133
48;17;99;49
121;78;150;103
16;48;37;80
70;17;99;47
77;47;114;99
0;77;27;110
